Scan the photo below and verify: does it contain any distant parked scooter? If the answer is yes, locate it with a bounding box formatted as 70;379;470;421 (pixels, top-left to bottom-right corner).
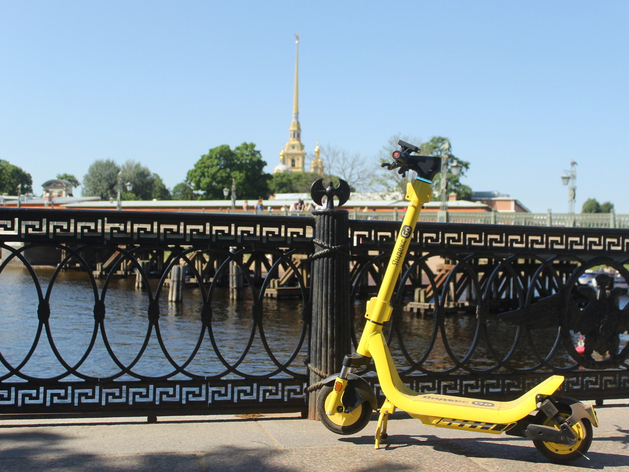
316;140;598;464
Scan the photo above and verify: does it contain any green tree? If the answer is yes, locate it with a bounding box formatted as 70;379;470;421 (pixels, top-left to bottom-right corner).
56;173;80;187
582;198;601;213
172;180;196;200
83;159;171;200
269;171;322;194
581;198;614;213
120;160;170;200
187;143;271;200
120;160;153;200
0;160;33;195
82;159;120;199
151;174;171;200
422;136;472;201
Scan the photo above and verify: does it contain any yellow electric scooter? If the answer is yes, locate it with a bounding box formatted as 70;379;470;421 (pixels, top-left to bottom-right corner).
316;140;598;464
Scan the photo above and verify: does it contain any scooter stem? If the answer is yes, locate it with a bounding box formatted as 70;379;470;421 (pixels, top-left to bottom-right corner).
357;178;433;358
376;178;433;305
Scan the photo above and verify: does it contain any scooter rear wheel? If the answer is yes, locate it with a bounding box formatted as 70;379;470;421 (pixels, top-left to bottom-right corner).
532;407;593;464
316;385;373;435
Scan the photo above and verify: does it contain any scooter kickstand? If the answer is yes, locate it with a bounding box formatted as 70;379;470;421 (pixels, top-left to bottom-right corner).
375;400;395;449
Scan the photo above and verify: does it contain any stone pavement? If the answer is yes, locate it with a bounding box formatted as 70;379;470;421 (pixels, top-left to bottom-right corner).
0;399;627;472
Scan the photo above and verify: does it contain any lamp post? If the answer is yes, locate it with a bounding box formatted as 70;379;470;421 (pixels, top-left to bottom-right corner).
437;142;462;223
116;171;123;211
116;171;133;211
561;160;577;224
222;177;236;209
230;176;236;209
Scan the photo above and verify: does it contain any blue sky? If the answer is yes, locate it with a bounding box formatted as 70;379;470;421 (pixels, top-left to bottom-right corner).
1;1;628;213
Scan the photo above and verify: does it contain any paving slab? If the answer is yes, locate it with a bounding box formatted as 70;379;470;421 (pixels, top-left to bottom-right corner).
0;400;627;472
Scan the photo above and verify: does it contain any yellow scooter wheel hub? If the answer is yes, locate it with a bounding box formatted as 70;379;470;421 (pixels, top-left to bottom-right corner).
541;415;586;454
324;394;363;426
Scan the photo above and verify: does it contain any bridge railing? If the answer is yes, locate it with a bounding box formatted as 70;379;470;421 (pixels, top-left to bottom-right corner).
248;208;629;228
0;208;628;419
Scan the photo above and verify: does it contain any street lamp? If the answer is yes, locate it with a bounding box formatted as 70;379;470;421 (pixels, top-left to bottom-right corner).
437;142;462;223
116;171;133;211
230;176;236;209
222;177;236;209
561;160;577;215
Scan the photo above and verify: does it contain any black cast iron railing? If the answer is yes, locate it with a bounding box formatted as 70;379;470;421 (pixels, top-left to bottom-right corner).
347;219;629;400
0;209;313;418
0;208;628;420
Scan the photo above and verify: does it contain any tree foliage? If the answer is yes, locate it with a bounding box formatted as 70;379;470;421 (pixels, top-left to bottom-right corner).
82;159;171;200
269;171;322;194
56;173;80;187
120;160;171;200
601;201;615;213
582;198;601;213
151;174;171;200
82;159;120;199
422;136;472;201
582;198;614;213
172;180;196;200
187;143;270;200
0;160;33;195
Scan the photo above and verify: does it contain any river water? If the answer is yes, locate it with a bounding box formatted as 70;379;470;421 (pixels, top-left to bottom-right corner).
0;266;308;380
1;266;627;381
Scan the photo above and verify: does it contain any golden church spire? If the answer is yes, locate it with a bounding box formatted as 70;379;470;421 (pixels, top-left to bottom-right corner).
274;34;306;174
293;34;299;123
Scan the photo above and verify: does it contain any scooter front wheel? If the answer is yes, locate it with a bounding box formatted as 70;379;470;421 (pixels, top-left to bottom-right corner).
532;407;593;464
316;385;373;435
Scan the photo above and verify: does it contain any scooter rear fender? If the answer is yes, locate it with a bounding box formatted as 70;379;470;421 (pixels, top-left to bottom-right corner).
321;373;378;413
508;395;599;442
551;395;599;428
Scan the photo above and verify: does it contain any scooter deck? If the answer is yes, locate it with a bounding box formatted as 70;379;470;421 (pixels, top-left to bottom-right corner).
368;332;564;425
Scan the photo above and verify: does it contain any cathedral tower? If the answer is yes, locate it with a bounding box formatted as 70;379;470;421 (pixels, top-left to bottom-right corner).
274;35;306;173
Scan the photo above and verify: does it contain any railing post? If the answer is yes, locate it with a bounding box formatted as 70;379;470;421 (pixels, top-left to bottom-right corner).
307;190;352;420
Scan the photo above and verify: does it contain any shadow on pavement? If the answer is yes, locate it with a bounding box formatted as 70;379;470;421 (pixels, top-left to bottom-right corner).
339;429;629;469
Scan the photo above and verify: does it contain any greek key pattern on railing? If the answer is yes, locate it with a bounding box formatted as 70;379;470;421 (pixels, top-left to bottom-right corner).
0;209;314;248
349;220;629;256
0;380;307;414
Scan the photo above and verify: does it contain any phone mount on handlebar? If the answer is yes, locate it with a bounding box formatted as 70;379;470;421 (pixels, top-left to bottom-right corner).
382;140;442;182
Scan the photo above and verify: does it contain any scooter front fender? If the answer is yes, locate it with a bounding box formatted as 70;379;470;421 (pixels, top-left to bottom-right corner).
321;373;378;413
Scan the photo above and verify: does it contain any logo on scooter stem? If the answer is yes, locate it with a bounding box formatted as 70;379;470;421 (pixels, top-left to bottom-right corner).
391;226;413;266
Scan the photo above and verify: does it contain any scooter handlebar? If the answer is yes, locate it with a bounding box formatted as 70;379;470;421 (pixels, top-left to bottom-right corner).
382;140;442;182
